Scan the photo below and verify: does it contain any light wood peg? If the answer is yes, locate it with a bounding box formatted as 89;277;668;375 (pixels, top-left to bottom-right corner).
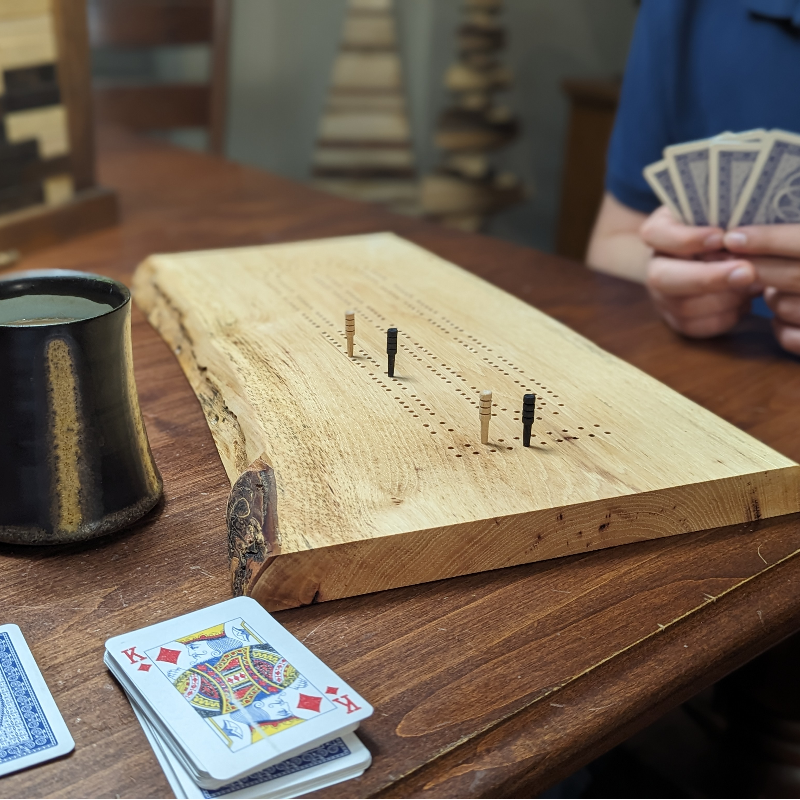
479;390;492;444
345;310;355;357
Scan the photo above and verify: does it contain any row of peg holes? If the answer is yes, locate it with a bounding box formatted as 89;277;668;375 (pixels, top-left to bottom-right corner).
316;304;614;450
281;281;602;446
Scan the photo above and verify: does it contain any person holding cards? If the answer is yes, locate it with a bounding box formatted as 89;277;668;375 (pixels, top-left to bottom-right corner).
586;0;800;356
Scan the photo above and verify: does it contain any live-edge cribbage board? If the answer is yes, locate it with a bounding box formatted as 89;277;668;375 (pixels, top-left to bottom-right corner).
133;233;800;610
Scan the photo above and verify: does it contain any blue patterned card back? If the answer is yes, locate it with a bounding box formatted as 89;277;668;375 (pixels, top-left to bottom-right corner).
201;737;351;798
0;632;59;765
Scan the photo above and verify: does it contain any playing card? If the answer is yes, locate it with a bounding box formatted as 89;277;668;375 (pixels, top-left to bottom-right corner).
132;700;370;800
664;142;711;225
643;159;686;222
730;130;800;227
716;128;767;143
708;142;762;228
0;624;74;777
105;597;373;789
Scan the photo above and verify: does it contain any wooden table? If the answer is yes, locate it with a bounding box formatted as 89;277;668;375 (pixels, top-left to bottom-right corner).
2;129;800;799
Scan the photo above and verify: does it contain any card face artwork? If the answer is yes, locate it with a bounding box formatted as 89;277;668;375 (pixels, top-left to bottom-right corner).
106;597;372;786
665;143;710;225
0;624;74;777
731;131;800;227
643;160;685;222
143;616;337;753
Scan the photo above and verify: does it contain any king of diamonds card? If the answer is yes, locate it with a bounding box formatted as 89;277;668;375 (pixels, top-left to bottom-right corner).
143;617;338;751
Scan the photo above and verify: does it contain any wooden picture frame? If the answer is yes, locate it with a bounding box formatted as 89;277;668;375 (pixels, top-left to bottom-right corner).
0;0;118;260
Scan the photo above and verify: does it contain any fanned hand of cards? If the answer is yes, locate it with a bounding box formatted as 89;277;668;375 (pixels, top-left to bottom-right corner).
643;128;800;229
105;598;373;799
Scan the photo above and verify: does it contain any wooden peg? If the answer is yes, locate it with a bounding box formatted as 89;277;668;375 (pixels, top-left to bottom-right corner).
480;390;492;444
345;310;355;357
387;327;397;376
522;393;536;447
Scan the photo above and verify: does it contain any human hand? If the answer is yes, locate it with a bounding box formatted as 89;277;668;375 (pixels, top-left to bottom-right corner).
723;225;800;355
640;206;761;338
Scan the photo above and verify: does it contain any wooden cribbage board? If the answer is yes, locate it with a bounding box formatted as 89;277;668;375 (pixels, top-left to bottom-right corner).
133;233;800;610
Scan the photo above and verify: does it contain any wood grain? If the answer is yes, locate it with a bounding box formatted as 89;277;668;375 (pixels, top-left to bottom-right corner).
133;234;800;609
555;78;619;261
52;0;95;190
93;84;212;131
208;0;230;155
1;128;800;799
0;186;118;254
89;0;230;154
87;0;215;47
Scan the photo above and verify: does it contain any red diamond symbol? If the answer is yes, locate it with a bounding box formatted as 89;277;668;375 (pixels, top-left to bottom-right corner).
296;693;322;713
325;686;339;695
156;647;182;664
138;663;152;672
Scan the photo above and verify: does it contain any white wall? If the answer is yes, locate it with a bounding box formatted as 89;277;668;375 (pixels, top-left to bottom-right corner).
225;0;637;252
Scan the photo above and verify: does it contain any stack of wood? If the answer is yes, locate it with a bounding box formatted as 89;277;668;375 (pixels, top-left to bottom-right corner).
312;0;418;215
0;0;118;260
0;1;74;218
421;0;524;232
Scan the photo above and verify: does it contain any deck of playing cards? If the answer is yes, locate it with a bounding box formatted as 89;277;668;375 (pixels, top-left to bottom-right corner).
0;624;75;777
644;128;800;229
105;598;372;798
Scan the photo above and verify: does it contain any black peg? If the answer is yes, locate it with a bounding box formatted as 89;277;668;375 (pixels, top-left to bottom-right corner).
387;327;398;377
522;393;536;447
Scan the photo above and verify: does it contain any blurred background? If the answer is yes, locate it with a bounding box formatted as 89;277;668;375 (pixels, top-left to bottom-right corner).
90;0;638;257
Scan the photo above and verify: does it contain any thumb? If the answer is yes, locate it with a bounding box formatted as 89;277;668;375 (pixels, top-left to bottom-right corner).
647;257;757;296
641;209;724;258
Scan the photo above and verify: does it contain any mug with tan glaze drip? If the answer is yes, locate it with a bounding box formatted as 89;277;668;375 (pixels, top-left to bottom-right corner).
0;270;162;545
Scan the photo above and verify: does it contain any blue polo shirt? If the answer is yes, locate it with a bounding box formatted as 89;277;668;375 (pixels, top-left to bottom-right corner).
607;0;800;215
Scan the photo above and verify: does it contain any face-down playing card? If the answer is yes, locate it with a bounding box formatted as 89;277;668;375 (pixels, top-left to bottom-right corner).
0;624;74;777
730;130;800;228
105;597;372;787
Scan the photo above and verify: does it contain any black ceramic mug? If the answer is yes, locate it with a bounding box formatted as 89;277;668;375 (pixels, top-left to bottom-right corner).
0;270;162;545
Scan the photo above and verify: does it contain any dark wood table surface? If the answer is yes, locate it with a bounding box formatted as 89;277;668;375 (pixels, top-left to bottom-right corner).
2;129;800;799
